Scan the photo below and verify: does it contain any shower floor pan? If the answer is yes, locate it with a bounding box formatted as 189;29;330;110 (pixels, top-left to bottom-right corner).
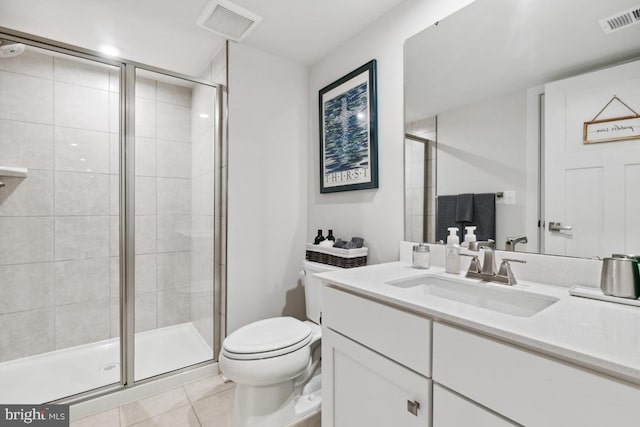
0;322;213;404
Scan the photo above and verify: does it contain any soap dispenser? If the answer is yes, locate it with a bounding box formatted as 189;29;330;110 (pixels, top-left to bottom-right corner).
461;226;477;248
445;227;461;274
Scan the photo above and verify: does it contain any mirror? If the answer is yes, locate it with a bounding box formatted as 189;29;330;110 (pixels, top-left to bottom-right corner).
404;0;640;257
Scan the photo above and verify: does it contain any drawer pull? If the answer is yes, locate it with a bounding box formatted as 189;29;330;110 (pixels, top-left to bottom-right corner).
407;400;420;416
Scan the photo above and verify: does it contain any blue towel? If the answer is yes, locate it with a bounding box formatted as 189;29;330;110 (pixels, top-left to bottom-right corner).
472;193;495;241
436;195;460;243
456;193;474;223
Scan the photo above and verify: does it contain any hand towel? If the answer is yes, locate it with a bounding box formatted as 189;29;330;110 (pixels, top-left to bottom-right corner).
455;193;474;223
471;193;496;241
436;195;460;243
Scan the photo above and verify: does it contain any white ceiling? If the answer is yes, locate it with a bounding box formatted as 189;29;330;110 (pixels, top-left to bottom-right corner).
0;0;406;76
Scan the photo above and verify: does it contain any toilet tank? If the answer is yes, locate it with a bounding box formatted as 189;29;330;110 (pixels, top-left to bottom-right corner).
302;260;343;325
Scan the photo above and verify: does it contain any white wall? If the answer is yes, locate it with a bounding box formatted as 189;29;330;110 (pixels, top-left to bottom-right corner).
308;0;474;264
437;90;528;250
227;43;309;333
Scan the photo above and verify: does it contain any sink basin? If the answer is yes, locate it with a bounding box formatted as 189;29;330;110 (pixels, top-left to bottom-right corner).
386;276;558;317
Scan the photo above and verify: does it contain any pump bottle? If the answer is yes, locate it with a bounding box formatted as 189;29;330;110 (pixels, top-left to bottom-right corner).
445;227;461;274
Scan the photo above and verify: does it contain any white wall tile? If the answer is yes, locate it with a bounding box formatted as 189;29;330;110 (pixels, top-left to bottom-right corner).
0;308;54;362
54;57;109;90
135;98;156;138
157;251;190;290
110;175;120;216
0;119;53;170
136;77;156;100
110;256;119;298
109;297;119;338
192;129;214;176
136;176;156;216
54;299;110;349
0;217;54;265
0;170;54;216
135;215;157;254
55;216;110;260
54;82;109;132
54;127;110;174
157;215;191;252
157;178;190;215
0;262;54;314
157;81;192;107
191;173;214;216
109;133;119;174
0;71;53;124
54;171;110;215
135;292;157;332
109;69;120;93
54;257;110;305
0;49;53;79
156;140;191;178
191;215;214;257
157;288;190;327
109;91;120;133
135;137;156;176
190;251;213;293
110;216;120;257
135;254;157;294
157;102;190;143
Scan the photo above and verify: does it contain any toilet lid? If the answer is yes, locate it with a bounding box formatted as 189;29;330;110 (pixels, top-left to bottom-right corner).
223;317;312;360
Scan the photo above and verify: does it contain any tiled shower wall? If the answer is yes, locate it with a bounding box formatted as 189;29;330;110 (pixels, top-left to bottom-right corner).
0;50;119;362
117;74;195;338
405;118;436;243
0;48;210;363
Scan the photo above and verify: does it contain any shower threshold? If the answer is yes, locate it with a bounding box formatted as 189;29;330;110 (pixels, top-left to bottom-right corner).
0;322;213;404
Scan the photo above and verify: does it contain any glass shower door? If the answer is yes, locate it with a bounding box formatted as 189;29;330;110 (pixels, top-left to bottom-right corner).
132;68;216;381
0;41;122;402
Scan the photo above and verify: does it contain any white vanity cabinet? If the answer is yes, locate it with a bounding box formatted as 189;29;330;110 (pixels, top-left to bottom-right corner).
433;323;640;427
322;286;432;427
433;384;516;427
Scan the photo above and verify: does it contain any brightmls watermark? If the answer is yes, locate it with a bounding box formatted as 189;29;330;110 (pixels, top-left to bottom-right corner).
0;405;68;426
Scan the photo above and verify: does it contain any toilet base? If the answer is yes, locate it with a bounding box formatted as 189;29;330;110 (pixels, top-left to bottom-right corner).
232;370;321;427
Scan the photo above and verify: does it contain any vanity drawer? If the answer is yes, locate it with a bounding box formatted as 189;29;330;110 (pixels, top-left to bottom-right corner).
433;323;640;427
322;285;431;377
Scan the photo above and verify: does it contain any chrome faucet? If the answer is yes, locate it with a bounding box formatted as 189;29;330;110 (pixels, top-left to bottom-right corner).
468;240;497;275
465;239;527;285
505;235;528;252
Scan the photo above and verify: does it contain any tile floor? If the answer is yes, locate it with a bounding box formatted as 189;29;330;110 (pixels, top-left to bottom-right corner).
71;374;321;427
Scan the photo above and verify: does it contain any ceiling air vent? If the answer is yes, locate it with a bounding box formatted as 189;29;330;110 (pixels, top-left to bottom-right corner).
599;5;640;34
197;0;262;42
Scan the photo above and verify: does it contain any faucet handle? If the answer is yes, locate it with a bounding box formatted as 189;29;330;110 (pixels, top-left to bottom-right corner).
497;258;526;285
461;253;481;273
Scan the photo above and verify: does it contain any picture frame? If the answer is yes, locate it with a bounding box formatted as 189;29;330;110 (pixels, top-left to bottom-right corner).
319;60;378;193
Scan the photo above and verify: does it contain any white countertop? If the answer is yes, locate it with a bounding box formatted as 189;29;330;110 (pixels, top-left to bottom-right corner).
316;261;640;384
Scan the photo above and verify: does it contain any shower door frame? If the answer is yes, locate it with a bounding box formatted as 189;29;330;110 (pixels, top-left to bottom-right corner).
0;27;226;404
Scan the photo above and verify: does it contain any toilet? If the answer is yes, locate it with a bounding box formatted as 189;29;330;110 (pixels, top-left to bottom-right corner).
219;260;340;427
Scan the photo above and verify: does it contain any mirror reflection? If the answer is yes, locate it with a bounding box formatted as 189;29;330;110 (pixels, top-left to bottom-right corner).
404;0;640;258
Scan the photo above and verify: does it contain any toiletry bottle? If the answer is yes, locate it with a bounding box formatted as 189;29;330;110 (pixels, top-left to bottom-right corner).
445;227;461;274
314;229;325;244
327;229;336;242
412;243;430;269
461;226;477;248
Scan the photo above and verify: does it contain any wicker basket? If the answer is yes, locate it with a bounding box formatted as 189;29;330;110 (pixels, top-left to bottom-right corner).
305;243;367;268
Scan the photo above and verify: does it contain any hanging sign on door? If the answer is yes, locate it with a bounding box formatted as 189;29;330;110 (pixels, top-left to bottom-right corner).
583;95;640;144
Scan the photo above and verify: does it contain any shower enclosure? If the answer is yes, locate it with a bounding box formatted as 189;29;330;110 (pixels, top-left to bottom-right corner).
0;30;225;404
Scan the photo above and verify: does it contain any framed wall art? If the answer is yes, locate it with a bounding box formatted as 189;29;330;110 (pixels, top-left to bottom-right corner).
319;60;378;193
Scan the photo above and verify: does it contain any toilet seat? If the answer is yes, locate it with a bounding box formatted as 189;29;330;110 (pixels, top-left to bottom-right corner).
222;317;312;361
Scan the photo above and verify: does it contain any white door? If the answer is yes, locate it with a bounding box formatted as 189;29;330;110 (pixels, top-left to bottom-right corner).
322;328;431;427
544;59;640;258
